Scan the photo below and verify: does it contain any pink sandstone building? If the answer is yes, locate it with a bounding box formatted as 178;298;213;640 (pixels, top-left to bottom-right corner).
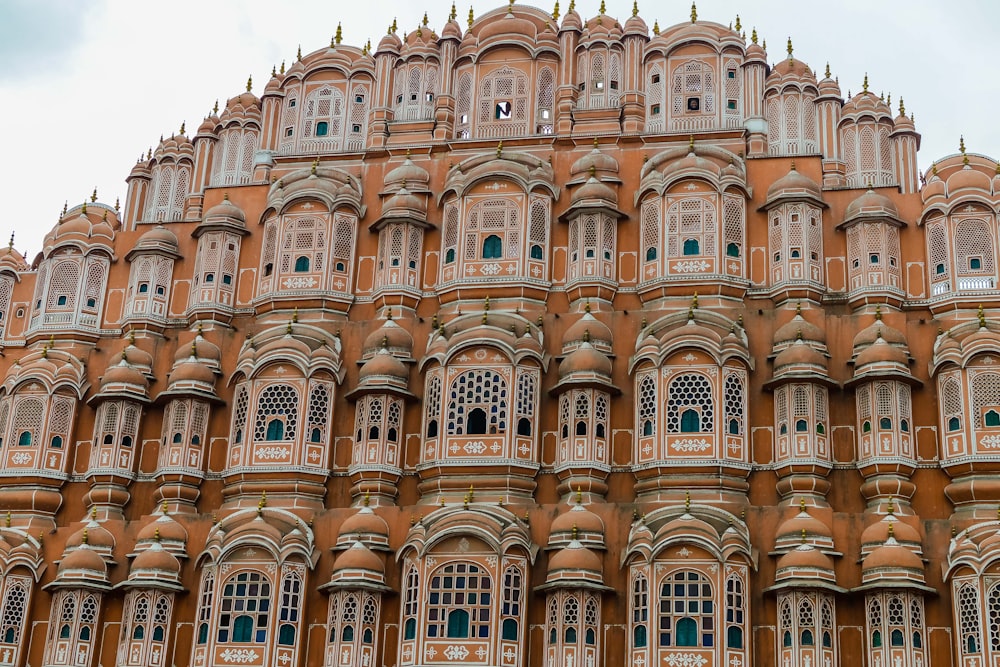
0;3;993;667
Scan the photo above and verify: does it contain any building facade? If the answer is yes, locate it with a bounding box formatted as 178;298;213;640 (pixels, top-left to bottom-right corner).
0;3;996;666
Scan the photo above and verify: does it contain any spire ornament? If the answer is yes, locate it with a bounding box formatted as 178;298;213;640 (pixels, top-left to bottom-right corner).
751;27;758;44
552;0;560;20
246;75;252;92
632;1;638;17
690;2;697;23
735;14;741;31
862;73;869;93
787;37;793;59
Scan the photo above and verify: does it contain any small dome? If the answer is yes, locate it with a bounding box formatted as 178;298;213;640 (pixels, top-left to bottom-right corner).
774;310;825;347
573;176;617;206
132;542;182;575
135;225;179;252
654;512;718;545
204;196;246;224
358;348;409;382
560;6;583;31
338;506;390;542
860;515;921;552
844;188;900;222
551;503;605;538
765;164;822;206
333;541;385;574
766;57;818;87
377;31;402;53
59;544;107;575
776;508;833;544
101;358;148;390
441;17;463;40
137;510;188;545
169;359;216;385
853;314;906;350
197;114;219;135
773;338;827;371
385;156;430;190
775;543;835;577
559;342;612;378
363;318;413;357
855;335;908;368
174;331;222;365
548;541;603;575
571;145;620;178
861;538;923;578
842;90;893;120
563;310;613;351
948;164;993;193
67;522;115;551
818;73;841;98
623;11;648;37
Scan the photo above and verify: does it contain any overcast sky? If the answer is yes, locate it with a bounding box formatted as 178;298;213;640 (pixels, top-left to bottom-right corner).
0;0;994;258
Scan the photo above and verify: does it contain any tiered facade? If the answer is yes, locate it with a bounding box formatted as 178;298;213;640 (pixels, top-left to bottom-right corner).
1;3;998;667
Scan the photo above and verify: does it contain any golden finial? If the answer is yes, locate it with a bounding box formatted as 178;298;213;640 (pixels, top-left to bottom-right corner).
576;486;583;504
887;496;894;515
258;490;267;511
685;491;691;512
161;500;169;514
824;62;831;78
800;528;807;544
508;0;515;11
147;147;152;160
81;201;87;215
762;39;767;51
4;511;9;528
279;61;285;75
551;0;560;20
750;27;757;44
334;22;342;45
450;2;457;21
468;484;475;502
292;307;299;323
653;20;659;35
632;1;638;17
887;521;894;539
191;339;198;357
311;157;319;175
538;314;544;327
931;162;938;176
468;7;474;27
572;523;578;540
862;73;869;93
180;120;187;135
496;141;503;158
690;2;697;23
422;11;429;26
583;329;591;343
786;37;793;59
6;232;12;250
584;300;591;313
91;187;98;203
272;64;277;76
979;304;986;328
296;44;302;60
154;527;161;542
688;134;695;153
799;497;806;512
735;14;741;31
81;528;89;545
599;0;606;13
899;97;905;116
886;93;891;108
365;39;372;54
568;0;574;10
796;328;803;341
246;75;253;92
691;292;698;309
463;493;470;509
114;197;120;211
363;491;371;507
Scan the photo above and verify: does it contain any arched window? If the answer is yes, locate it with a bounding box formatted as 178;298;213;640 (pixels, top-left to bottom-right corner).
448;370;508;436
680;409;700;433
683;239;700;256
483;234;503;259
294;256;310;272
658;571;713;648
427;563;491;639
218;571;271;644
632;574;649;649
265;419;284;441
667;374;714;434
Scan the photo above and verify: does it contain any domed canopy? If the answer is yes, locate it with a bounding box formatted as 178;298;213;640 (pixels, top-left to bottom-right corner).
549;501;606;551
128;541;183;590
131;224;179;256
774;504;835;553
859;532;928;589
841;188;903;227
562;309;613;354
336;503;391;551
362;317;414;359
321;540;391;592
541;540;608;590
763;164;825;209
773;542;838;587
